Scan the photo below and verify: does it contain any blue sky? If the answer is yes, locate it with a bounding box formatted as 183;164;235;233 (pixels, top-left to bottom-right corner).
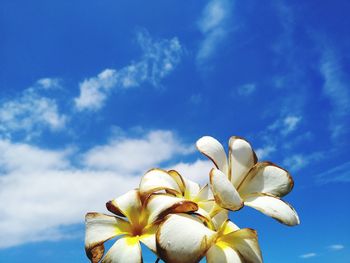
1;0;350;262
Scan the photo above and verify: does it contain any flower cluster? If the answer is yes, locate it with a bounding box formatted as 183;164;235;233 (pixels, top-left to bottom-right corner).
85;136;299;263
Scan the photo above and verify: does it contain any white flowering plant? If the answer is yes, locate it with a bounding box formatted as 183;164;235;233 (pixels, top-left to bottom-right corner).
85;135;299;263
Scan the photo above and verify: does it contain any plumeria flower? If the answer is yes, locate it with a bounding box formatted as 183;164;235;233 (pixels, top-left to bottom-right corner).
85;189;198;263
139;168;228;229
156;213;262;263
196;136;300;226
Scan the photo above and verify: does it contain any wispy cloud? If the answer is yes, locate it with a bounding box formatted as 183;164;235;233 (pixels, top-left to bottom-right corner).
283;152;324;172
317;161;350;184
256;145;276;160
269;115;302;136
74;30;183;111
0;130;208;248
0;79;67;140
300;253;317;259
328;244;345;251
320;48;350;139
197;0;232;63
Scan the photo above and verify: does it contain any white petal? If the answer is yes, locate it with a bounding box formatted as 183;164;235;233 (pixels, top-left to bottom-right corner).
196;136;228;174
140;169;182;196
238;162;294;197
139;227;157;253
183;177;201;199
195;184;214;202
210;168;243;211
244;193;300;226
102;237;142;263
145;194;198;224
217;219;240;236
157;214;216;263
219;228;262;263
106;190;142;226
229;137;257;188
211;209;229;230
85;213;131;262
206;244;242;263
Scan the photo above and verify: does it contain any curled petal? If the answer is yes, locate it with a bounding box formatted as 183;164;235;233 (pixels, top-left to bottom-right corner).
106;189;142;225
85;213;131;262
244;193;300;226
219;228;263;263
229;136;257;188
206;244;242;263
101;236;142;263
196;136;228;174
238;162;294;197
168;170;186;194
156;214;217;263
210;168;243;211
145;194;198;224
140;169;182;197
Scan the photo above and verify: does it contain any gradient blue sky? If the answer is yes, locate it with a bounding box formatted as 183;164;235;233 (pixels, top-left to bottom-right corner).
1;0;350;262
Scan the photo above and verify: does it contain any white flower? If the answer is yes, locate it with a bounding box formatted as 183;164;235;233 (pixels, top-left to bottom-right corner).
85;189;198;263
139;168;227;229
196;136;300;226
156;213;262;263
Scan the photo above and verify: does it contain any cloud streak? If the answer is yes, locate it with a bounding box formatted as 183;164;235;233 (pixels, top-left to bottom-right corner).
299;253;317;259
197;0;232;63
0;79;67;140
74;30;183;111
320;48;350;139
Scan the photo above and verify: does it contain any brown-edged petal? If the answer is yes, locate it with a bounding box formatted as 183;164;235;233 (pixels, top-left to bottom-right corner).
219;228;263;263
238;162;294;198
145;194;198;224
228;136;257;188
210;168;243;211
85;213;131;262
156;213;217;263
196;136;228;174
244;193;300;226
140;169;182;197
101;236;142;263
106;189;142;226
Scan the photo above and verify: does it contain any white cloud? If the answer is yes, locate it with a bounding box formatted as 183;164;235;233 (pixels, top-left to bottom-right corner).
0;83;67;139
197;0;232;62
328;244;345;251
35;78;61;90
283;152;324;172
83;130;194;174
255;145;276;160
300;253;317;259
320;49;350;139
0;168;140;248
0;130;201;248
74;30;183;111
74;69;118;111
317;161;350;184
237;83;256;96
269;115;302;136
283;154;306;171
